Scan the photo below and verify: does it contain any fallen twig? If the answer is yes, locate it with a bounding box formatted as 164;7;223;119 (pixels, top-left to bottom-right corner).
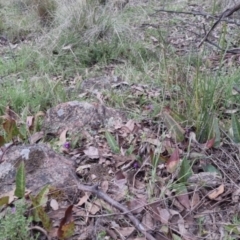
76;183;156;240
152;9;240;26
153;9;212;17
198;3;240;47
187;29;240;54
29;226;51;240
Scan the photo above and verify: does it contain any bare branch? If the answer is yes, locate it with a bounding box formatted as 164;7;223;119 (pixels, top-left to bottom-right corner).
198;3;240;47
152;9;240;26
188;29;240;54
29;226;51;240
152;9;213;18
76;183;156;240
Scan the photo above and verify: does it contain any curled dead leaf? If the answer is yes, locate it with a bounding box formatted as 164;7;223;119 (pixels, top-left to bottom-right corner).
58;129;68;146
208;184;224;200
204;137;215;149
26;116;34;131
166;148;180;173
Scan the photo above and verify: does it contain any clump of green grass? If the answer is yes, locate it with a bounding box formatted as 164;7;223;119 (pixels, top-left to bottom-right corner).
0;0;40;42
0;75;68;115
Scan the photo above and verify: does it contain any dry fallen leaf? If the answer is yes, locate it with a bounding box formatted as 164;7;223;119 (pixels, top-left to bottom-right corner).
26;116;34;131
76;164;91;175
83;146;99;159
176;187;191;209
166;148;180;173
125;120;135;132
126;199;145;214
101;180;109;193
86;201;100;215
50;199;59;211
58;128;68;146
204;137;215;149
191;192;200;209
142;212;155;231
77;192;91;206
143;138;162;147
208;184;224;200
115;170;126;180
232;188;240;203
113;226;135;237
29;131;44;144
158;208;171;224
169;209;197;240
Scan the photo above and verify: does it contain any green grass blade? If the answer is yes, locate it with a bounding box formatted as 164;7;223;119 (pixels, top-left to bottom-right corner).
213;116;221;148
105;131;120;153
231;114;240;143
162;110;185;143
178;157;192;183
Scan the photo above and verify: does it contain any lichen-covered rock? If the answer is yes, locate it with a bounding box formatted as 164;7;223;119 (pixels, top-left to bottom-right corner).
0;144;78;198
42;101;126;135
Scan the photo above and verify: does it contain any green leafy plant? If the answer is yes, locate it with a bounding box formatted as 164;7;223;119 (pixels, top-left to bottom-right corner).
0;162;63;238
0;161;32;240
0;200;38;240
14;161;26;198
30;185;52;231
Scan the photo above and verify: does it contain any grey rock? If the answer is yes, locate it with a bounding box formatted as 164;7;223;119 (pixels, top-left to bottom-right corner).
0;144;78;198
42;101;126;135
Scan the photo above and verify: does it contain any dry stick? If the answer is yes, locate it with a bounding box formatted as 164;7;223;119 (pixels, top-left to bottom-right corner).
152;9;240;26
198;3;240;48
204;39;240;54
29;226;51;240
145;13;240;54
153;9;213;17
188;29;240;54
76;183;156;240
